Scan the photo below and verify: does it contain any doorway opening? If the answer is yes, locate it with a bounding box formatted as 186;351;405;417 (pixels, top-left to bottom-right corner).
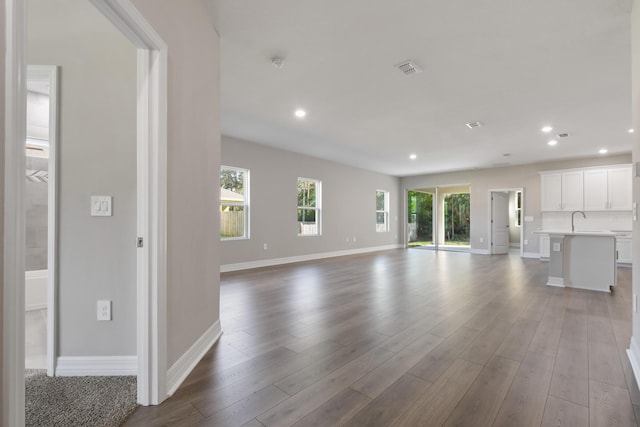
24;65;57;376
5;0;168;423
407;185;471;251
490;188;524;256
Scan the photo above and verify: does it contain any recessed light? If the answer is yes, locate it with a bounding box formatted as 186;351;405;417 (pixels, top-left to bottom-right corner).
294;109;306;118
599;148;608;154
541;126;553;133
548;140;558;146
409;154;417;160
629;129;634;133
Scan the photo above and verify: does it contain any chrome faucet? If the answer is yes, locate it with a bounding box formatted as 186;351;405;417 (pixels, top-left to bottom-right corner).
571;210;586;232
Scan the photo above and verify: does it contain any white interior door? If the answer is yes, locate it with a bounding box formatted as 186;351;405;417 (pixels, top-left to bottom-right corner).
491;192;509;254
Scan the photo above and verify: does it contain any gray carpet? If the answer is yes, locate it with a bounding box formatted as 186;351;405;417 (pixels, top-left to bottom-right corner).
25;370;137;427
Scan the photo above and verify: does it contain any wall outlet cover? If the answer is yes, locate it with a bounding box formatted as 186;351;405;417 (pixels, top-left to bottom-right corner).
97;300;111;321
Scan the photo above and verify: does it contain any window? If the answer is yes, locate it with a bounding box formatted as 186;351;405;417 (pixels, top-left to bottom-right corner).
298;178;321;236
220;166;249;239
515;190;522;226
376;190;389;232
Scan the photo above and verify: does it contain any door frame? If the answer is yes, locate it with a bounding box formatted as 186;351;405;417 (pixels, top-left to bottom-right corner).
488;188;524;257
26;64;59;377
4;0;168;424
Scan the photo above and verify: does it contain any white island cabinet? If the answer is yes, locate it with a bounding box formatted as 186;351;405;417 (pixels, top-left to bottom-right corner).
534;230;616;293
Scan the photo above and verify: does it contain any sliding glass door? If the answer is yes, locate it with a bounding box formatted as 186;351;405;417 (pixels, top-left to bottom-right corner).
408;186;470;251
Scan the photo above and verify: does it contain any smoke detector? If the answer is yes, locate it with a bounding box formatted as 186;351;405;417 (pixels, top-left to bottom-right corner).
466;121;483;129
394;60;423;76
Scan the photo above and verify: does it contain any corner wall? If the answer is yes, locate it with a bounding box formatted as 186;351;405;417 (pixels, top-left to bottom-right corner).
401;154;631;256
130;0;221;368
221;136;402;268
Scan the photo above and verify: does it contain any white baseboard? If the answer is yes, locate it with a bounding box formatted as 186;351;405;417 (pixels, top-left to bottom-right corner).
522;252;540;259
546;276;565;288
628;337;640;390
470;249;490;255
56;355;137;376
166;320;222;397
221;244;403;273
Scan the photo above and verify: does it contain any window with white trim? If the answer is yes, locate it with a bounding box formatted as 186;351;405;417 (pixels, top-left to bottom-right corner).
376;190;389;232
297;178;321;236
220;166;249;240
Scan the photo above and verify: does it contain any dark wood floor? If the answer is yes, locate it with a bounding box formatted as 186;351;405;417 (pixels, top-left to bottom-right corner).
124;249;639;426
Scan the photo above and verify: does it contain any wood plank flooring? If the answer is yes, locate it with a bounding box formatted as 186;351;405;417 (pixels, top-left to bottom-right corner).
123;249;639;427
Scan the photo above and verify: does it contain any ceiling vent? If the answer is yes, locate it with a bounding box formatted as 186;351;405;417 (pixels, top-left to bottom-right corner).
395;60;422;76
466;121;483;129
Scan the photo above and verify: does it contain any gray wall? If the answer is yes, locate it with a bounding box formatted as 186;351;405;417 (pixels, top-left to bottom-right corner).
221;136;402;266
632;0;640;362
1;0;5;417
402;154;632;255
131;0;221;367
28;0;138;357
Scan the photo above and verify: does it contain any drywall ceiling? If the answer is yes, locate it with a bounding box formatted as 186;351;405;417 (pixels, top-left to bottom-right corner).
204;0;633;177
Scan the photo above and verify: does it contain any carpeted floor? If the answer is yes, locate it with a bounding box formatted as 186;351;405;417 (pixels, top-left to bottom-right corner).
25;370;137;427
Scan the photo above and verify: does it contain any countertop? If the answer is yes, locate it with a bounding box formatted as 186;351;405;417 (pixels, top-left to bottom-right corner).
534;229;617;236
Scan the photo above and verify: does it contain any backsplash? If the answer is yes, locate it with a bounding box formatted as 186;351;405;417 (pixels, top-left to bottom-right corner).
542;211;632;232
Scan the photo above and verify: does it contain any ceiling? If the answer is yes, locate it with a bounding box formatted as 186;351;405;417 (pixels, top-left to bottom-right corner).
203;0;633;177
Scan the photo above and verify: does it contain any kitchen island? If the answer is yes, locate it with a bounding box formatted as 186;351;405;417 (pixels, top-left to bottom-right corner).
535;230;617;293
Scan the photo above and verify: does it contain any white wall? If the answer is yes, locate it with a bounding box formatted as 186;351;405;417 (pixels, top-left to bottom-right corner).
402;154;632;256
130;0;221;367
221;136;402;267
28;0;138;357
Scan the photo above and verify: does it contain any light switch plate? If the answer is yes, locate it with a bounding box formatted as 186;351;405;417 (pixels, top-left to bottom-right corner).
91;196;112;217
524;216;534;222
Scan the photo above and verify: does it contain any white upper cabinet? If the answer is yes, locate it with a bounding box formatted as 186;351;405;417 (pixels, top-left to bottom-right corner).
541;172;562;211
608;166;632;210
541;165;632;212
561;170;584;211
583;168;608;210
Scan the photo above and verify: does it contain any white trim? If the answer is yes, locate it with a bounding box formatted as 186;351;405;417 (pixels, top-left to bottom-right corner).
88;0;168;406
4;0;27;425
27;64;59;377
627;337;640;390
166;320;222;397
522;252;540;259
470;249;491;255
547;276;565;287
56;356;137;376
221;244;403;273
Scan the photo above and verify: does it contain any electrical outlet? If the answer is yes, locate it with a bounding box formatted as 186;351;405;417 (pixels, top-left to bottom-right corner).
353;236;356;243
346;237;349;243
97;300;111;321
263;243;268;250
524;239;529;245
479;237;484;243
